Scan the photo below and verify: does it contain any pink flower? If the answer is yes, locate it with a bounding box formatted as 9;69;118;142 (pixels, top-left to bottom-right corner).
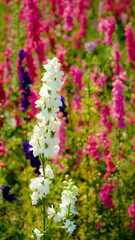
86;134;100;162
70;65;83;91
22;0;45;62
98;16;115;44
0;162;6;168
112;79;126;129
131;218;135;230
132;160;135;165
113;43;121;61
99;183;115;209
128;203;135;218
125;24;135;62
63;3;74;32
101;105;113;132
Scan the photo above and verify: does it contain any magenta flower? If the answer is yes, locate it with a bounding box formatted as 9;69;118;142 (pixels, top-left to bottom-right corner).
125;24;135;62
112;79;126;130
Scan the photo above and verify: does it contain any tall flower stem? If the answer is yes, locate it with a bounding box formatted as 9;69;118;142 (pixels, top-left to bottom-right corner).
116;128;121;240
41;154;46;240
65;204;71;240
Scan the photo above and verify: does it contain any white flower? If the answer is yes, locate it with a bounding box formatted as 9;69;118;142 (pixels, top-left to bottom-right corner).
30;177;52;203
31;228;43;239
47;205;61;222
47;205;55;219
45;165;54;179
29;57;63;159
59;180;78;219
40;165;54;179
62;219;76;234
54;213;61;223
31;191;39;205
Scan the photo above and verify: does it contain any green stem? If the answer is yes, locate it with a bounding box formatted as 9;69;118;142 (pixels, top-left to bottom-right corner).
65;204;71;240
43;199;46;240
41;155;46;240
65;232;68;240
116;129;121;240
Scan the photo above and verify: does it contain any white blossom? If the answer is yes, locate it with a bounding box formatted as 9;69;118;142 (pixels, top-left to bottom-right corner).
31;228;43;239
40;165;54;179
30;177;52;204
62;219;76;234
58;180;78;219
29;57;63;159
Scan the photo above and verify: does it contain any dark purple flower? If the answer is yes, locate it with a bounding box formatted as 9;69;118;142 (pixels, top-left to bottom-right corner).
18;49;32;115
18;50;26;60
23;140;41;175
1;185;15;202
59;96;68;121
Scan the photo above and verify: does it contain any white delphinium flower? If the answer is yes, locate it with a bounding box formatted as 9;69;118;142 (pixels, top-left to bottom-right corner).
62;219;76;234
30;177;52;205
31;228;43;239
40;164;54;179
47;205;55;219
47;205;61;223
59;179;78;219
29;57;64;159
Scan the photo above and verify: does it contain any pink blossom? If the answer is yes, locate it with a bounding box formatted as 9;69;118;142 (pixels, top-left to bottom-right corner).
0;141;9;157
131;218;135;230
79;14;87;39
101;105;113;132
63;2;74;32
0;162;6;168
98;72;108;87
125;24;135;62
132;160;135;165
28;89;39;120
73;91;82;112
98;2;105;16
25;51;37;82
113;43;121;61
86;134;100;162
98;16;115;44
22;0;45;62
112;79;126;129
99;183;115;209
128;203;135;218
56;45;68;72
70;65;83;91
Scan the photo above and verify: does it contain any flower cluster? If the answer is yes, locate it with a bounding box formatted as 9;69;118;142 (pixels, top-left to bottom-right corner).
85;134;100;162
112;79;126;129
21;0;45;62
0;80;6;105
46;179;78;233
63;1;74;32
23;140;41;175
30;165;53;205
1;185;15;202
98;16;115;44
29;57;64;158
59;96;68;121
18;49;32;115
101;105;113;132
91;69;108;88
128;202;135;230
31;228;43;240
60;180;78;234
84;41;96;51
99;183;115;209
125;24;135;62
